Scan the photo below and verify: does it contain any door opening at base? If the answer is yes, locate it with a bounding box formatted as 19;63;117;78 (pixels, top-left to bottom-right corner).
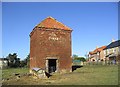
48;59;57;73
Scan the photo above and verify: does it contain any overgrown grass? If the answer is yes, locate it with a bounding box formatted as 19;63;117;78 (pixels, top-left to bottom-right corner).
2;68;29;79
71;65;118;85
2;65;118;85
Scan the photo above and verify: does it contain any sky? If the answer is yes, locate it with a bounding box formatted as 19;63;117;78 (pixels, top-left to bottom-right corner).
2;2;118;60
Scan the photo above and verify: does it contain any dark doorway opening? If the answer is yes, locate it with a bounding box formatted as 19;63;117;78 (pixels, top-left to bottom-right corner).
48;59;57;73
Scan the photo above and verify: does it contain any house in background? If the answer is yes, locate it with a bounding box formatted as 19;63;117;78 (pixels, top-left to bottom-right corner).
88;46;106;62
88;39;120;64
104;40;120;64
0;58;8;69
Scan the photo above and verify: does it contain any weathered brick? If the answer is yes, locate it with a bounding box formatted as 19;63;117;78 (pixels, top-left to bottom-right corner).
30;17;72;73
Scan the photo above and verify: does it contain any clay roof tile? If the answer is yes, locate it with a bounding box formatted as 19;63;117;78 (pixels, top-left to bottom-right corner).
36;16;72;31
89;46;106;55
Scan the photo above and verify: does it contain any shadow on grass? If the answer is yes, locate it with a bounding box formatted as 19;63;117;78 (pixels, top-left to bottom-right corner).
72;65;83;72
45;72;52;78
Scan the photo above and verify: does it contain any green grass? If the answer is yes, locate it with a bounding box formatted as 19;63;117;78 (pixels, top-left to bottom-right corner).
2;68;29;80
71;65;118;85
2;65;118;85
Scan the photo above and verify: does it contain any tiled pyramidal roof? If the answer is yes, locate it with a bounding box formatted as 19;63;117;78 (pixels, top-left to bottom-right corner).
36;16;71;31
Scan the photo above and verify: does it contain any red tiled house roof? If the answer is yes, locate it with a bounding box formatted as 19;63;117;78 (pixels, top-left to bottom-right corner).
89;46;106;55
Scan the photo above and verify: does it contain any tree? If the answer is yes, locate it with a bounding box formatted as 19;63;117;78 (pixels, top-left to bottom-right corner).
20;54;30;67
79;57;86;62
7;53;16;67
14;58;20;67
25;54;30;67
72;54;78;58
6;53;20;68
74;57;86;62
20;60;27;67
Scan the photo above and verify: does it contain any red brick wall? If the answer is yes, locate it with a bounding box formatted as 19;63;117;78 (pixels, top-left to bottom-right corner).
30;27;72;72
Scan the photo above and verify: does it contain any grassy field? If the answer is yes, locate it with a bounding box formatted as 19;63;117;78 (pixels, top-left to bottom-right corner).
2;68;29;79
2;65;118;85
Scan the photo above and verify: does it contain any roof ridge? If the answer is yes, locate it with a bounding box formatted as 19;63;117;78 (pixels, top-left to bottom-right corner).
47;16;56;20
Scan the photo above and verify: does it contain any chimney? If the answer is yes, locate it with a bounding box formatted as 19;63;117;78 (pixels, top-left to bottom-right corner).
96;46;98;49
111;38;115;42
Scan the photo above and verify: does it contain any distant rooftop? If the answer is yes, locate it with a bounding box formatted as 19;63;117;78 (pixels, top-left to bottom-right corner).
105;40;120;49
89;46;106;55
